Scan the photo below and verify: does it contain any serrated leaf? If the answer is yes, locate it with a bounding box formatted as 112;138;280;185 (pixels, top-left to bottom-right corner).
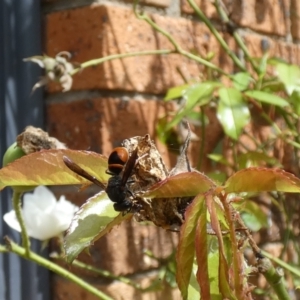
224;167;300;193
217;87;250;140
142;171;215;199
245;90;289;107
232;72;251;91
0;149;109;190
64;191;130;263
176;194;205;300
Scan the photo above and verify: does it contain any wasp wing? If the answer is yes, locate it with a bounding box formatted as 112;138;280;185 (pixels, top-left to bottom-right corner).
120;148;138;186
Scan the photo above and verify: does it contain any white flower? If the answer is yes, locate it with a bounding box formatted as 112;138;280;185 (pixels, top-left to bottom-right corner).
3;186;78;241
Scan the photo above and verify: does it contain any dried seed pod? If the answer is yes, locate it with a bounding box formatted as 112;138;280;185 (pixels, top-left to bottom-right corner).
16;126;66;154
122;124;195;231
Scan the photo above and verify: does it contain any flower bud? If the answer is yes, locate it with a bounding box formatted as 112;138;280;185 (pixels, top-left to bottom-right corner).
3;142;26;166
2;142;35;192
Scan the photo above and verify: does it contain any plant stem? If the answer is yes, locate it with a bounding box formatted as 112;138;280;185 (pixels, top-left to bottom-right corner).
51;253;142;290
256;256;291;300
197;107;206;170
12;190;30;257
133;2;229;76
3;237;113;300
71;1;232;78
261;250;300;278
187;0;246;72
213;0;260;74
71;50;172;76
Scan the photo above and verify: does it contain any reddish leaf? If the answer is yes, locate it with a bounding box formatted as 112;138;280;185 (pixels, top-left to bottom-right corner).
224;167;300;193
143;171;215;198
195;200;210;299
176;194;205;300
0;149;109;190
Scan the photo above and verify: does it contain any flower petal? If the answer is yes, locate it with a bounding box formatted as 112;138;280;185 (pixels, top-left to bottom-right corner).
23;186;56;212
4;186;78;241
3;210;22;232
25;213;62;240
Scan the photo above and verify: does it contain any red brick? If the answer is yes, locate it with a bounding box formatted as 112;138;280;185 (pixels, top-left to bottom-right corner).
181;0;217;17
130;0;171;8
46;96;179;166
231;0;289;36
243;32;300;65
52;275;181;300
291;0;300;40
181;0;200;15
46;95;223;173
45;4;231;94
182;0;289;37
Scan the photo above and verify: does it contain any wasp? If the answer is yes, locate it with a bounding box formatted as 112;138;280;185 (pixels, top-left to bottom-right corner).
63;147;138;212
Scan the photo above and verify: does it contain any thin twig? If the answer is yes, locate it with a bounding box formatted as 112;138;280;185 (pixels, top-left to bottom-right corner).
3;237;113;300
70;50;173;76
133;2;229;76
187;0;247;72
213;0;260;74
12;190;30;257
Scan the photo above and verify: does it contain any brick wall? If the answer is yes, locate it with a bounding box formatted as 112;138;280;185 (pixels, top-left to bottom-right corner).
42;0;300;299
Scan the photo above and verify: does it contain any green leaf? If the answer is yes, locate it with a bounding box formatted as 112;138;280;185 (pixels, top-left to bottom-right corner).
166;82;220;131
258;52;269;76
0;149;109;190
217;87;250;140
206;194;235;299
274;62;300;95
195;199;210;299
187;263;201;300
224;167;300;193
183;82;219;109
232;72;251;91
164;84;190;100
207;251;222;299
207;154;231;166
142;171;215;198
290;90;300;116
261;78;285;93
245;90;289;107
240;201;269;231
237;151;280;169
64;191;130;263
176;194;205;300
207;171;227;185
